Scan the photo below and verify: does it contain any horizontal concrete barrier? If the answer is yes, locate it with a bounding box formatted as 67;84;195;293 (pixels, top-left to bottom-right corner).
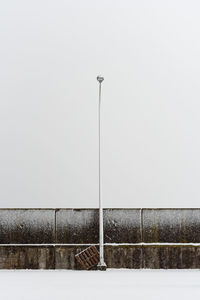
1;245;200;269
0;208;200;269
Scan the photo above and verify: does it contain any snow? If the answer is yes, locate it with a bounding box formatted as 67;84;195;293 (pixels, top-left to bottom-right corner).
0;269;200;300
1;242;200;246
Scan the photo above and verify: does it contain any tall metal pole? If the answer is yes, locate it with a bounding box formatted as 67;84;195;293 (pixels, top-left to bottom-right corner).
97;75;107;270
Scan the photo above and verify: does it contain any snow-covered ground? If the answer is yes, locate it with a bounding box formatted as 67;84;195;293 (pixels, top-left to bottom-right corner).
1;269;200;300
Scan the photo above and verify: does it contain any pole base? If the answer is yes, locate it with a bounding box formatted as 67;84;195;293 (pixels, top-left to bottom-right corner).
97;262;107;271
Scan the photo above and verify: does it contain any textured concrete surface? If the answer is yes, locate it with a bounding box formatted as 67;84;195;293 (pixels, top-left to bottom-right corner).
1;208;200;269
56;208;141;244
0;209;55;244
1;245;200;269
56;209;99;244
142;209;200;243
55;246;87;269
0;246;55;269
2;208;200;245
104;245;141;269
142;245;199;269
104;209;141;243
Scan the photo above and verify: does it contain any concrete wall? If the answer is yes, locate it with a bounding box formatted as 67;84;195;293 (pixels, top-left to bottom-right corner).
0;209;200;269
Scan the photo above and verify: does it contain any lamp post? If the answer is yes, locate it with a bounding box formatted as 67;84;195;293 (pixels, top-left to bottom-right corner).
97;75;107;270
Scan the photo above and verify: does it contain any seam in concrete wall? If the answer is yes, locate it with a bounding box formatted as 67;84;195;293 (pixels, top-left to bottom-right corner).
140;208;143;267
55;209;57;244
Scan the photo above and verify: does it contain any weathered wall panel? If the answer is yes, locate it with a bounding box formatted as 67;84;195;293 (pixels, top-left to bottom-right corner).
143;245;199;269
0;209;55;244
104;209;141;243
0;246;55;269
142;209;200;243
56;209;99;244
104;246;141;269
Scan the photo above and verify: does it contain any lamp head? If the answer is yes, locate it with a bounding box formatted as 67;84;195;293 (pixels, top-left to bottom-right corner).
97;75;104;83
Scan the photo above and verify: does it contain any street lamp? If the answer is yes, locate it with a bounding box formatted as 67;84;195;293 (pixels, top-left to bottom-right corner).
97;75;107;270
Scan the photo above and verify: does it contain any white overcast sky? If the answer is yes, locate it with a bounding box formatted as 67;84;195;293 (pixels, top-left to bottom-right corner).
1;0;200;208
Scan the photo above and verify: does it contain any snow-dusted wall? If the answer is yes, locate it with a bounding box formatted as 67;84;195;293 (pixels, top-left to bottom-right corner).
1;208;200;269
1;208;200;244
0;209;142;244
143;209;200;243
0;209;55;244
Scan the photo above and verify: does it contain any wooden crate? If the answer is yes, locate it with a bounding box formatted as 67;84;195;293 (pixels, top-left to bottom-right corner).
75;245;99;270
